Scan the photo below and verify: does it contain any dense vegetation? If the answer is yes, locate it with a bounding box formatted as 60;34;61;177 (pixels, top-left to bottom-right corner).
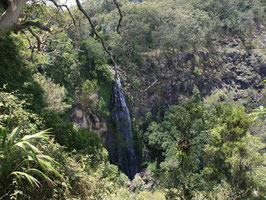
0;0;265;199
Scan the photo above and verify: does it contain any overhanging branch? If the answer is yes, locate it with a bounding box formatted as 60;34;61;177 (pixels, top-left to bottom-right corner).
75;0;118;77
18;21;51;32
28;27;42;51
113;0;123;34
49;0;76;26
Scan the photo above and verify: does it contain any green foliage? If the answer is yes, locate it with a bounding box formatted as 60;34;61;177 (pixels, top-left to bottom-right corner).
203;105;265;198
0;127;62;196
249;105;266;121
42;110;74;148
39;140;132;200
1;0;265;199
72;129;103;168
34;73;71;114
143;101;265;199
79;79;110;117
144;99;207;160
0;90;42;134
41;32;81;95
144;99;209;198
0;35;46;112
0;89;132;199
136;191;166;200
79;79;99;110
42;110;103;161
98;81;112;117
192;0;265;37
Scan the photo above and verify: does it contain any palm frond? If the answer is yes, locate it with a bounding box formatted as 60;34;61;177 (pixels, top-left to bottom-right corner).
5;127;20;151
28;168;56;187
37;155;62;167
22;129;51;141
11;171;41;188
37;156;63;179
14;140;41;153
13;159;29;172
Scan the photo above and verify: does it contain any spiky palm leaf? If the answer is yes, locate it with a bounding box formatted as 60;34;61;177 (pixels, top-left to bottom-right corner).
11;171;41;188
0;127;63;188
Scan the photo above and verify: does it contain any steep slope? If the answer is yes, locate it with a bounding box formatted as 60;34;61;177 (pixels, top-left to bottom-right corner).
128;33;265;119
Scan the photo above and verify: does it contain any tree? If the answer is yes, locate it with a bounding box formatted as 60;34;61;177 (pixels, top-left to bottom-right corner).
0;0;53;37
144;99;208;199
203;105;265;199
0;0;27;36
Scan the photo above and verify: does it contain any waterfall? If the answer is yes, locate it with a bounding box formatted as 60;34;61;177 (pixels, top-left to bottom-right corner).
108;76;138;179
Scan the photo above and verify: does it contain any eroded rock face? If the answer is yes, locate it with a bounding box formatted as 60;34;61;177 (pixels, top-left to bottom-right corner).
70;103;107;138
128;36;265;119
131;169;155;192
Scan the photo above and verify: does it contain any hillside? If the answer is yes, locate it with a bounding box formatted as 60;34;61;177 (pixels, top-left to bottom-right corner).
0;0;265;199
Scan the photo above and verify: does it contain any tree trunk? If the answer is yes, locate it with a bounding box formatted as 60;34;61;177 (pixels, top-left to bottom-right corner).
0;0;27;37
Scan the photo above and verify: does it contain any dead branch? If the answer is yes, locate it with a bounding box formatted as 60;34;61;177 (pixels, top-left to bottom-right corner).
139;80;159;92
0;191;10;200
49;0;76;26
119;69;160;93
75;0;118;77
113;0;123;34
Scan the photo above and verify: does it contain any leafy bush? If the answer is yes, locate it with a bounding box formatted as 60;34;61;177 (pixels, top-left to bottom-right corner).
33;73;71;114
0;90;132;200
0;35;46;112
0;90;42;134
42;110;103;162
0;127;62;199
203;105;265;199
192;0;265;36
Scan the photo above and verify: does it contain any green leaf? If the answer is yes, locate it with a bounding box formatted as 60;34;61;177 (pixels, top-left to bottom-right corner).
6;127;20;149
22;129;51;141
11;171;41;188
28;168;56;187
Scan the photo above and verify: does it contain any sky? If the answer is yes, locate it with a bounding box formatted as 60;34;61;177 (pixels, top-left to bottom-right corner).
60;0;77;7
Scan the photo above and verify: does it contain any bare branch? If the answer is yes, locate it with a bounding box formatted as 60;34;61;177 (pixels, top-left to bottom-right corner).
118;68;160;93
49;0;76;26
75;0;118;77
113;0;123;34
28;27;42;51
0;191;10;200
139;80;159;92
18;21;51;32
61;5;76;26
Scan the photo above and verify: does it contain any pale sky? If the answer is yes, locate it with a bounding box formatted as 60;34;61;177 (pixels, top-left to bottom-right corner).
60;0;77;7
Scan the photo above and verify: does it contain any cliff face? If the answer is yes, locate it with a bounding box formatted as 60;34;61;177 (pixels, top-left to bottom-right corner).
128;34;265;119
70;103;108;140
68;33;265;140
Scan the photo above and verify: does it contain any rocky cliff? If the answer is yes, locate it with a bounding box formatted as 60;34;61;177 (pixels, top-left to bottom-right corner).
126;33;265;120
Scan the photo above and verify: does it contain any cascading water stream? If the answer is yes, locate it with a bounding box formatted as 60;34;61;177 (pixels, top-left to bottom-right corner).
108;76;138;179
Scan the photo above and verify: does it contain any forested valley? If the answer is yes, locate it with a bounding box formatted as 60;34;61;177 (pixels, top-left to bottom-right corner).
0;0;265;199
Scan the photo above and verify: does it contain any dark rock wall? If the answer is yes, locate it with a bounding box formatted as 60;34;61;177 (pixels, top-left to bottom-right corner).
128;37;265;119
